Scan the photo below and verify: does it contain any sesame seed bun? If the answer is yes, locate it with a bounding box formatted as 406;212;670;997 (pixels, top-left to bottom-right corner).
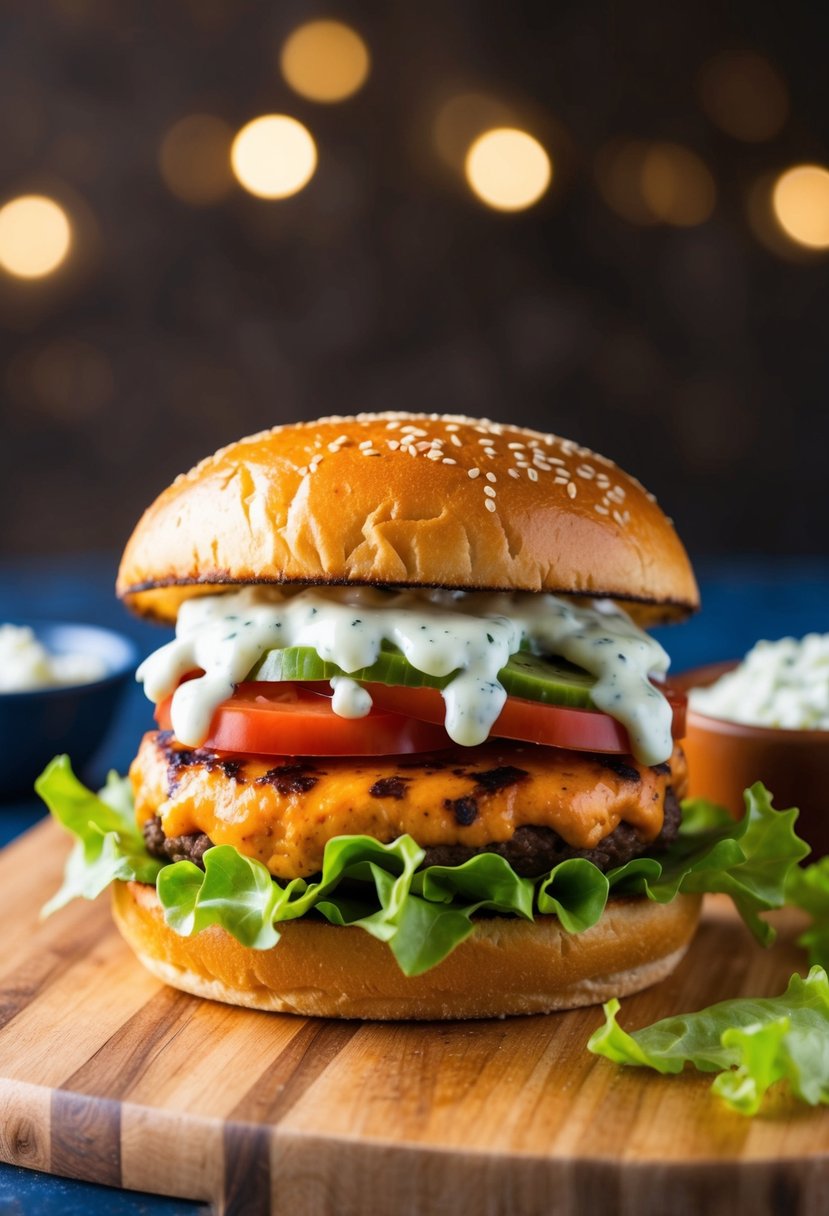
116;413;698;624
112;880;702;1020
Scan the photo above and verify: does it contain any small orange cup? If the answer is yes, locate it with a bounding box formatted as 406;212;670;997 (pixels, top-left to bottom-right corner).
674;661;829;858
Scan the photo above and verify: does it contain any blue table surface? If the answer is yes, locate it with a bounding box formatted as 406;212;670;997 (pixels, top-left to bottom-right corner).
1;552;827;1214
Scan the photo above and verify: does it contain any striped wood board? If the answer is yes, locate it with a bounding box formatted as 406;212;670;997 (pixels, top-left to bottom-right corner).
2;818;829;1216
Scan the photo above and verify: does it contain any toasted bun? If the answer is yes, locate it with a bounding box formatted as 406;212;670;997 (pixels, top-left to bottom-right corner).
117;413;698;624
112;881;701;1020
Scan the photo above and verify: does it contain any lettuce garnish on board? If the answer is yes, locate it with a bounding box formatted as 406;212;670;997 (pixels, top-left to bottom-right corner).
588;967;829;1116
37;758;807;977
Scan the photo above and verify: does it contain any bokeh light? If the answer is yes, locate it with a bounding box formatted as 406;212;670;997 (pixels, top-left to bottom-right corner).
640;143;716;226
772;165;829;250
8;338;113;420
465;128;551;212
434;92;515;168
698;51;788;142
0;195;71;278
596;140;715;227
595;141;655;225
231;115;317;200
159;114;234;206
280;20;370;103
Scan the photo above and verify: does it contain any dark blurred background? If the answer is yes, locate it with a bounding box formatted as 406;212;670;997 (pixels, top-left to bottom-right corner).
1;0;828;564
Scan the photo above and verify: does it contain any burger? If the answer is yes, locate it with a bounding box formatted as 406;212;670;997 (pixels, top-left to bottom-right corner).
37;413;797;1019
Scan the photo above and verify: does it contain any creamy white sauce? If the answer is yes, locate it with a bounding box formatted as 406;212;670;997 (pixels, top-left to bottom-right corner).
137;585;672;763
0;624;107;692
690;633;829;730
330;675;372;719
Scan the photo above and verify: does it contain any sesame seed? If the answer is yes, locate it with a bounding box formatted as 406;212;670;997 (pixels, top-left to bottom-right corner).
534;461;551;472
613;509;626;526
385;421;400;430
527;468;539;481
408;445;418;456
442;457;457;465
567;482;577;499
298;465;308;475
548;457;565;466
576;465;596;480
595;504;609;515
516;461;529;468
362;449;380;456
484;498;497;513
477;438;493;445
485;472;497;483
334;434;348;444
327;442;341;453
359;440;373;449
508;442;525;450
450;433;462;447
483;449;496;458
427;449;442;461
484;485;496;498
401;426;427;436
445;423;460;432
416;441;432;451
468;468;481;479
387;439;400;451
508;468;520;479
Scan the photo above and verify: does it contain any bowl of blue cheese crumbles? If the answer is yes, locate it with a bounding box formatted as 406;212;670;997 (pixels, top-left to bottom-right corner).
681;634;829;856
0;622;137;798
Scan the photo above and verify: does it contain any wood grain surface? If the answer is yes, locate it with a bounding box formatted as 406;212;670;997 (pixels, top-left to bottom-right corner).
2;818;829;1216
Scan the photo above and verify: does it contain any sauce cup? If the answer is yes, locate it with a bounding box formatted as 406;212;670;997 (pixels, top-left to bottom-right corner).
0;621;138;800
674;661;829;858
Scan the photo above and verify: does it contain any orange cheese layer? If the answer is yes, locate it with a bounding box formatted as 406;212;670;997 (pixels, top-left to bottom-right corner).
131;731;687;881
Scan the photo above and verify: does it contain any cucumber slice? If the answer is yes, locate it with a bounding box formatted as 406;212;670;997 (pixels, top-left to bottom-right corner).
248;646;596;709
500;650;595;707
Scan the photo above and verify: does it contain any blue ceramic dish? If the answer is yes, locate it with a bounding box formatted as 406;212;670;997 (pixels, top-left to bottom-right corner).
0;621;138;800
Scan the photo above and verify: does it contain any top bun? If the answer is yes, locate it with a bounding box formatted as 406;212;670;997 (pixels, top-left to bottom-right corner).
117;413;698;624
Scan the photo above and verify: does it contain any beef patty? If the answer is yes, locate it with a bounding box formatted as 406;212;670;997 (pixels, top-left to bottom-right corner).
133;730;687;880
142;785;681;879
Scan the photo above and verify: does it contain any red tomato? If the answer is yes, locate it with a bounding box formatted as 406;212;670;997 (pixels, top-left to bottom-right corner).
154;682;451;756
156;678;686;759
355;682;687;753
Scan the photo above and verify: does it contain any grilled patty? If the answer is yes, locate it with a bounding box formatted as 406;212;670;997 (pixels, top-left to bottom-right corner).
133;730;687;880
143;786;681;878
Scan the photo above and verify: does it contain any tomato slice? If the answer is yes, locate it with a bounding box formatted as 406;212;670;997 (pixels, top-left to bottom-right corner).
350;682;687;754
154;682;451;756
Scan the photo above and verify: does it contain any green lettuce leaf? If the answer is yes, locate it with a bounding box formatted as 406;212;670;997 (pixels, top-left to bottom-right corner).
606;783;809;945
785;856;829;970
36;755;163;917
38;759;808;976
588;967;829;1115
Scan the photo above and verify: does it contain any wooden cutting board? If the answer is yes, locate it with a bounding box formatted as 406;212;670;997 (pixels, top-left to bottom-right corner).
2;819;829;1216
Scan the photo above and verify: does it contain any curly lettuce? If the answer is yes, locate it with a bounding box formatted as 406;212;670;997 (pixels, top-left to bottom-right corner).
588;967;829;1115
38;758;807;976
784;855;829;970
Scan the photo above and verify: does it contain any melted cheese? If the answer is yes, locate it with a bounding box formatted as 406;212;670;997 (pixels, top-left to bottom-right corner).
131;731;686;880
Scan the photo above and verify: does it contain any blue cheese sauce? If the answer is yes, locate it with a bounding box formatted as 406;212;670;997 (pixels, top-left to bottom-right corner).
136;586;672;764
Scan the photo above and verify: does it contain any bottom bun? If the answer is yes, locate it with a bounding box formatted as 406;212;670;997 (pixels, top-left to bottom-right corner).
112;881;702;1020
